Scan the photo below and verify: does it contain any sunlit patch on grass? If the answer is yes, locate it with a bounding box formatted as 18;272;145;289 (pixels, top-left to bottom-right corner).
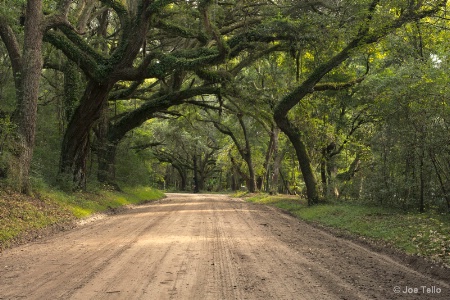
0;186;165;250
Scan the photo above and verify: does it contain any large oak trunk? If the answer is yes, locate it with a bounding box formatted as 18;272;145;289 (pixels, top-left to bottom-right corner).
14;0;43;194
275;115;319;205
59;80;112;189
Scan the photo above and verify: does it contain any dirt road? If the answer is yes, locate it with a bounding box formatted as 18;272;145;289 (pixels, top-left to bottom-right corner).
0;194;448;299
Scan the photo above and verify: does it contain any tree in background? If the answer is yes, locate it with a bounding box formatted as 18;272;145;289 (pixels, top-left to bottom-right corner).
358;36;450;212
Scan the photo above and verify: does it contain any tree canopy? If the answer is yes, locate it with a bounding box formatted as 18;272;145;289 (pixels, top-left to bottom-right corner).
0;0;449;212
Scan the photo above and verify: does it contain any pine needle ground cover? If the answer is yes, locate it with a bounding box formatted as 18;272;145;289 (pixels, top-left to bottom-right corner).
245;194;450;268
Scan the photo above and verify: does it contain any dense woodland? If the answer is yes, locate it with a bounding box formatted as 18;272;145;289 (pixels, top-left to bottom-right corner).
0;0;449;212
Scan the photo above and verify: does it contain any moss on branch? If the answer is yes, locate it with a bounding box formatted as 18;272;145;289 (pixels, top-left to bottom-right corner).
58;26;108;63
101;0;130;25
109;85;220;142
44;31;101;80
156;20;209;43
145;50;221;79
195;69;232;84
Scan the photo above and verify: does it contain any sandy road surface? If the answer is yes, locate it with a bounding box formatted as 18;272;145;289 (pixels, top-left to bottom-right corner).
0;193;449;300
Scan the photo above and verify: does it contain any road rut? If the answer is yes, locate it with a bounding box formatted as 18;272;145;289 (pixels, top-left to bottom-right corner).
0;193;448;299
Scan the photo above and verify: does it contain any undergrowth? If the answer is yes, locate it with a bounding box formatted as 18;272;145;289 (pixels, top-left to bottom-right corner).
245;194;450;267
0;186;165;250
38;186;165;218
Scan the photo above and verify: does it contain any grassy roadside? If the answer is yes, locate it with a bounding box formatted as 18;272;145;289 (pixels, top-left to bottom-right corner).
0;186;165;250
243;193;450;268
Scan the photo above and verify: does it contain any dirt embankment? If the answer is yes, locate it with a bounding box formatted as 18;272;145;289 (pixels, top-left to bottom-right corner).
0;193;448;299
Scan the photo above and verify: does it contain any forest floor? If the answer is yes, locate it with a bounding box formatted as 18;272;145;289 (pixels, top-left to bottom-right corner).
0;193;449;300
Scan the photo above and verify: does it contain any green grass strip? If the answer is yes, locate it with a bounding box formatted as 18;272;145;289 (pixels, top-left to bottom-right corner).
0;186;165;249
245;194;450;267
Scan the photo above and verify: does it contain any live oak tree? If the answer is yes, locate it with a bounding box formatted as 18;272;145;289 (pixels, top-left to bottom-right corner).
77;0;286;189
272;0;448;205
1;0;448;215
45;0;177;188
44;0;285;189
205;106;259;192
144;115;220;191
104;0;446;201
96;84;220;186
0;0;73;193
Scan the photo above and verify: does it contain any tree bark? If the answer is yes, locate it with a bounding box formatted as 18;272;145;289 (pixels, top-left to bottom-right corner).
97;142;118;186
56;0;154;188
1;0;75;193
272;0;442;204
213;116;256;192
429;150;450;213
63;60;82;124
419;147;425;213
259;125;276;191
0;18;22;98
237;114;257;192
59;80;113;189
270;128;282;194
172;164;187;191
193;155;199;193
275;116;319;204
13;0;44;194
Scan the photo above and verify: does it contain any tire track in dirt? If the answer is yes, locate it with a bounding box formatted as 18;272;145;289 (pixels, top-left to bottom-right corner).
209;200;244;300
69;198;201;299
217;199;367;300
0;193;448;300
239;204;450;300
67;209;182;299
0;203;177;299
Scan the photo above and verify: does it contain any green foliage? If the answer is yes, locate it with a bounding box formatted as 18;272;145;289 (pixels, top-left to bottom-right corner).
1;0;448;212
246;193;307;208
121;185;165;201
354;37;450;211
32;104;63;187
0;115;15;139
0;185;165;249
114;139;156;187
0;191;74;249
0;0;25;26
40;185;164;218
142;112;224;191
